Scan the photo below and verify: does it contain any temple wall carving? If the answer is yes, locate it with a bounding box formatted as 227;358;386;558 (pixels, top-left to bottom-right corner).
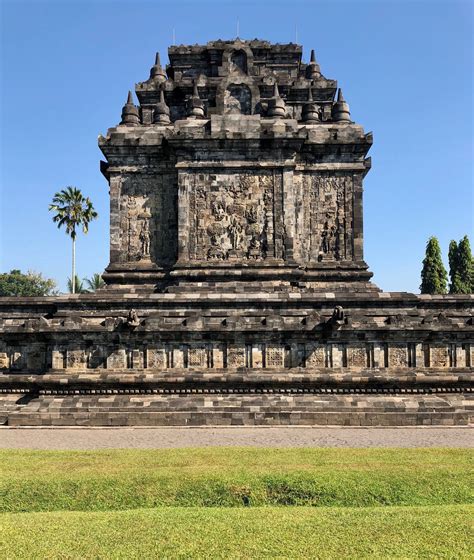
179;170;284;262
1;341;470;372
293;172;354;263
114;173;178;266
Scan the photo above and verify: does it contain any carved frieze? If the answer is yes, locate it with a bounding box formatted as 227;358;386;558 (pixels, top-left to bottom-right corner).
294;173;353;263
118;174;178;266
188;172;276;262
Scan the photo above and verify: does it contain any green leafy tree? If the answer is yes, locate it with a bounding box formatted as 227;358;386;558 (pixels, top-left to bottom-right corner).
67;275;89;294
448;240;463;294
49;187;98;294
0;269;57;297
456;235;473;294
420;236;447;294
85;273;105;292
448;236;473;294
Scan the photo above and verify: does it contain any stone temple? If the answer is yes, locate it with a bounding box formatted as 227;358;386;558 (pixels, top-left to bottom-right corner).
0;39;472;426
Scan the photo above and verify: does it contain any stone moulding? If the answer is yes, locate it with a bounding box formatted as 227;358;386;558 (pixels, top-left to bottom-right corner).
0;292;472;426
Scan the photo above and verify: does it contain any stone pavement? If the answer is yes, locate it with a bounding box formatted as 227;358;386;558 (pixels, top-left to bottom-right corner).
0;427;472;449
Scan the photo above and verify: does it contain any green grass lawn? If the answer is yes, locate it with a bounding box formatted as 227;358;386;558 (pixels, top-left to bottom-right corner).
1;448;472;511
0;448;472;558
1;504;472;559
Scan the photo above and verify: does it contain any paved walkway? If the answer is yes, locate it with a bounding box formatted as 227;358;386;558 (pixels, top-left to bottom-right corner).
0;427;472;449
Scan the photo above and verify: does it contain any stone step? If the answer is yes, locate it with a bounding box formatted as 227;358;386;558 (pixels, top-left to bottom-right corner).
4;393;473;426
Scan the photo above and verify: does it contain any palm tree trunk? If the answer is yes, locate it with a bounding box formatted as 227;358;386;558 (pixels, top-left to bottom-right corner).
72;237;76;294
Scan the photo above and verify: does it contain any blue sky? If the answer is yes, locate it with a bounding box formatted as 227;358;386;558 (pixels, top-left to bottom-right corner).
1;0;472;293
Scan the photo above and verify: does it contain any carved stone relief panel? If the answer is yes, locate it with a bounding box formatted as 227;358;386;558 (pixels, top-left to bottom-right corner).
147;347;167;369
119;173;178;265
306;344;326;367
294;173;353;263
188;346;208;368
187;171;278;262
431;345;449;368
347;345;368;368
389;344;408;368
266;345;285;368
66;349;87;370
227;344;246;368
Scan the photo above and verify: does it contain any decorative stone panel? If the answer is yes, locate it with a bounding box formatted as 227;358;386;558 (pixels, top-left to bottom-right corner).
51;350;65;370
227;344;246;368
265;345;285;368
294;173;354;263
147;347;167;369
118;174;178;266
347;345;368;368
67;349;88;370
188;346;208;368
331;345;344;368
107;349;127;369
181;171;282;262
306;344;326;367
431;345;449;368
388;344;408;368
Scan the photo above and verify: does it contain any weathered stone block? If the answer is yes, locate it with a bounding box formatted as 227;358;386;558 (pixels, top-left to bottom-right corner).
0;352;9;369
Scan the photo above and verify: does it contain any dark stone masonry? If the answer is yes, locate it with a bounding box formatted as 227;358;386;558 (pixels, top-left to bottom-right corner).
0;39;472;426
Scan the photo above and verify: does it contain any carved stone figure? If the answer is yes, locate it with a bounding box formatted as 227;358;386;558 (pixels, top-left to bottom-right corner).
139;219;150;257
321;219;337;257
332;306;344;322
126;309;140;328
229;216;243;250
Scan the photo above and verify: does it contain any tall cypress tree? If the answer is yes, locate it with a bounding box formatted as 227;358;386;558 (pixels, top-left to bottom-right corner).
420;236;447;294
448;239;463;294
457;235;473;294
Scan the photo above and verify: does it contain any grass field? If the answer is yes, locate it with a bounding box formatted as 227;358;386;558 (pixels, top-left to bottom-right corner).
0;448;472;558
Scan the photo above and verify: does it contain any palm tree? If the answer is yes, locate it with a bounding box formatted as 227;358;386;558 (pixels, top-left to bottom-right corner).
49;187;98;294
85;273;105;292
67;275;89;294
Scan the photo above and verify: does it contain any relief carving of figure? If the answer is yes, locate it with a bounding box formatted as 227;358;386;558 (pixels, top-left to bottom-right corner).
228;216;243;250
126;309;140;328
139;219;151;258
211;199;227;221
320;218;337;256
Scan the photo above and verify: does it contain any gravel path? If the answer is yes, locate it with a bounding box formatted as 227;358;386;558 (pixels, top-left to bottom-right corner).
0;427;472;449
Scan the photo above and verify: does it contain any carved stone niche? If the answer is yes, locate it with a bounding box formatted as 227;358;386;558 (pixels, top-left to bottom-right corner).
224;84;251;115
230;50;248;73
